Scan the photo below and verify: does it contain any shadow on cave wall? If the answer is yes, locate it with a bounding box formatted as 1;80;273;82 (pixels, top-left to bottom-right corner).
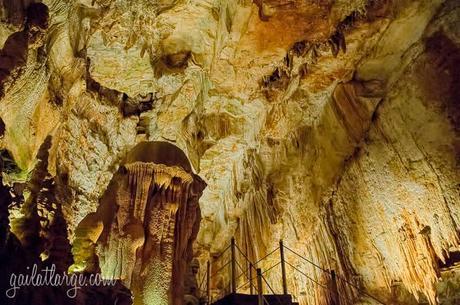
0;136;132;305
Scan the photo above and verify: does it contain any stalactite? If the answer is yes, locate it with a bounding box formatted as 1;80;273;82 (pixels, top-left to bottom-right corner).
97;161;205;305
232;149;277;264
0;2;49;98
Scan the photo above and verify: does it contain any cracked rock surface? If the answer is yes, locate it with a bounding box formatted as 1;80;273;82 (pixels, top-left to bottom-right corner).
0;0;459;305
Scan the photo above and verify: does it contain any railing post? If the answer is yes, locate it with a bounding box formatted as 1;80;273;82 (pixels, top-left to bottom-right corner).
256;268;263;305
231;237;237;294
249;262;254;295
330;270;340;305
206;260;211;304
279;240;288;295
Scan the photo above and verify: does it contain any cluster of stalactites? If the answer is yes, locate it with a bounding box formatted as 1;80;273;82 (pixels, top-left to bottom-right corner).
125;162;194;216
97;161;205;305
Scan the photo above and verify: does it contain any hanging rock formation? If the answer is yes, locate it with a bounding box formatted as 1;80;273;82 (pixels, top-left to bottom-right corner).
86;142;207;305
0;0;459;305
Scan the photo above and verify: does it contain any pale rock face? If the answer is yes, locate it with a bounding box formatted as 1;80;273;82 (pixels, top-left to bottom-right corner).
1;0;460;305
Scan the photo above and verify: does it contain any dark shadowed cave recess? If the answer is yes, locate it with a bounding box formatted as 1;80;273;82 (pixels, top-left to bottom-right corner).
0;141;206;305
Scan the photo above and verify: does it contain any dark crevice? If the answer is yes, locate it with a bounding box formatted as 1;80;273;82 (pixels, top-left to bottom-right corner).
1;0;32;27
291;40;311;57
328;10;366;58
365;0;392;21
328;30;346;57
0;117;5;137
0;2;49;98
0;149;21;175
121;92;154;117
85;58;124;105
261;67;290;101
438;251;460;269
261;8;363;93
424;31;460;131
0;134;132;304
162;51;191;69
0;156;13;249
12;136;53;256
252;0;270;21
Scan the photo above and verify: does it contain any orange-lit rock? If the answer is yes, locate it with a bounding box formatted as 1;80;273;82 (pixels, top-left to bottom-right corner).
1;0;459;305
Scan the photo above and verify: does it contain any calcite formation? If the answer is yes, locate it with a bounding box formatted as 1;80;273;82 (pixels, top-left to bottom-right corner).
68;141;206;305
97;161;205;305
0;0;459;305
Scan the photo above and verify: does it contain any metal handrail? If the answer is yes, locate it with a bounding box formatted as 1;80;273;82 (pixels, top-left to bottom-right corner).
236;276;255;291
210;259;231;278
234;260;280;291
285;260;328;289
208;238;387;305
203;242;233;296
234;243;253;264
284;245;329;273
234;259;250;282
284;245;387;305
334;274;387;305
262;261;281;275
254;246;280;266
250;277;272;305
199;270;207;291
213;243;231;261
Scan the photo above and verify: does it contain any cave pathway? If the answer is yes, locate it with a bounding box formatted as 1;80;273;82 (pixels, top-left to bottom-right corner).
201;238;387;305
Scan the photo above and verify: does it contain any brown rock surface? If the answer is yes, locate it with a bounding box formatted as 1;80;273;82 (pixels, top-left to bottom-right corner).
0;0;459;304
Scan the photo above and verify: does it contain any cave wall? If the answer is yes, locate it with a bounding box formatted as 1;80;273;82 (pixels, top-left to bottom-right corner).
0;0;459;305
330;25;460;304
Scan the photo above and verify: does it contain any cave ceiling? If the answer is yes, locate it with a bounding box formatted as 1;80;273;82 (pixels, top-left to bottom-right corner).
0;0;460;305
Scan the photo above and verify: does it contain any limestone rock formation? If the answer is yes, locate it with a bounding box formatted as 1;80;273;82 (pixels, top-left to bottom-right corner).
0;0;459;305
96;161;205;305
63;141;207;305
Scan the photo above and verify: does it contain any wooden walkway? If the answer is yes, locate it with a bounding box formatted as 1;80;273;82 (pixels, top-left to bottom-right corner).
211;293;298;305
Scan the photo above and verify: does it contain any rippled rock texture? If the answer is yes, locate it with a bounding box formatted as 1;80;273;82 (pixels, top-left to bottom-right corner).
0;0;459;305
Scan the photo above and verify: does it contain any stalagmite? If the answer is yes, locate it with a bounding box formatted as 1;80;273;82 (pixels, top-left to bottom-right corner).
95;153;206;305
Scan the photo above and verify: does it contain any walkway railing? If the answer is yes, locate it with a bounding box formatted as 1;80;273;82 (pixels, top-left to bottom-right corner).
199;237;388;305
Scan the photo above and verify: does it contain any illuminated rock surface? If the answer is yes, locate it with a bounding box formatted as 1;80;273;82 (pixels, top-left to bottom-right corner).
0;0;459;305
